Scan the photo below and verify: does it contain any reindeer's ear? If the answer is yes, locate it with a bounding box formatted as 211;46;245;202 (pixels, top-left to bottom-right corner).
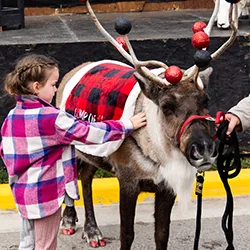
198;67;213;89
133;72;161;104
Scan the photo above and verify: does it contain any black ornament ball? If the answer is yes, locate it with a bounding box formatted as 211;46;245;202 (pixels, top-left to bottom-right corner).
115;18;132;35
193;50;212;68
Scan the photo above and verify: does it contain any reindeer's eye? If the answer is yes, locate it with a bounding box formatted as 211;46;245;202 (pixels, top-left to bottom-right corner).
160;99;177;115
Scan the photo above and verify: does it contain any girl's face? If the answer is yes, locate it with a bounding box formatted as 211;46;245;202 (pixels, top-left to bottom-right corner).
35;67;59;103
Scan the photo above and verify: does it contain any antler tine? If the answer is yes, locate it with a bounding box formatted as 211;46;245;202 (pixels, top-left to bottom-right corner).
211;3;238;60
86;0;134;65
181;65;199;82
123;35;168;88
123;35;168;69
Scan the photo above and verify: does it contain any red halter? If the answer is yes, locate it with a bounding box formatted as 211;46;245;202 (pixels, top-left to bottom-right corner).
178;111;225;143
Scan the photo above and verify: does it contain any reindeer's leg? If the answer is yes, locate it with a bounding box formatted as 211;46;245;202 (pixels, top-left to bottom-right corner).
61;205;78;235
60;160;84;236
119;179;140;250
79;162;107;248
154;189;176;250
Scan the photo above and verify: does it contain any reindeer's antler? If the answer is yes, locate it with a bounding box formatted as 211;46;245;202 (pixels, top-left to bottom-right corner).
183;0;238;90
86;0;169;88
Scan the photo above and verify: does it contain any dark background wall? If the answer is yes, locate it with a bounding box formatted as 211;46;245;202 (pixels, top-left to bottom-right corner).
0;36;250;168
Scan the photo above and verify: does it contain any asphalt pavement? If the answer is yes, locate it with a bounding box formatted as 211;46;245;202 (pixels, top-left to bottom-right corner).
1;196;250;250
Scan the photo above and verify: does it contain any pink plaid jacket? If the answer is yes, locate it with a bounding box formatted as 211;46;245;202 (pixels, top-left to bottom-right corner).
0;95;132;219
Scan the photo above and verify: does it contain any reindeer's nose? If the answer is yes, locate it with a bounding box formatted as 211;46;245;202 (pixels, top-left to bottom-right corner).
187;135;218;170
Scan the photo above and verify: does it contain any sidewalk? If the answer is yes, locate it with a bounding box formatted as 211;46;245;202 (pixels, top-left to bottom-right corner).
0;9;249;46
2;195;250;233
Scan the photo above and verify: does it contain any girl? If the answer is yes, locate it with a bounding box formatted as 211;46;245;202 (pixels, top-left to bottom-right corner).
0;54;146;250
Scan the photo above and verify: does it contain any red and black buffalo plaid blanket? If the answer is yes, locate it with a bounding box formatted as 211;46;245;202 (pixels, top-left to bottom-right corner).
65;62;137;122
61;60;141;157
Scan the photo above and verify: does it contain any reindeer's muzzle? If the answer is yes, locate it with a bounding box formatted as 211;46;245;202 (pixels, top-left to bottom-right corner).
179;113;222;170
187;132;218;171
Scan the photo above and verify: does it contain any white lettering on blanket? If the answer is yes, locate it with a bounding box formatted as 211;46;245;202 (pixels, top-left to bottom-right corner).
74;108;103;122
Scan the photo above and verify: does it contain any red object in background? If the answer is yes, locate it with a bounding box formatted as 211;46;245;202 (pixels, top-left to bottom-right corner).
192;21;207;33
115;36;128;51
79;0;86;2
192;31;210;50
164;66;183;84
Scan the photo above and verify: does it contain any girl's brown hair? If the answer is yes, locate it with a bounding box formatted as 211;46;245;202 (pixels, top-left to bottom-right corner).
5;54;58;96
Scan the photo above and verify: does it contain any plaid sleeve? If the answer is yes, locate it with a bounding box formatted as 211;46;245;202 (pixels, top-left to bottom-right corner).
55;110;133;145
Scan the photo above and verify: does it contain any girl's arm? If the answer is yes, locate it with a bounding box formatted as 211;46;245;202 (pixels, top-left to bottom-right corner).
55;110;146;145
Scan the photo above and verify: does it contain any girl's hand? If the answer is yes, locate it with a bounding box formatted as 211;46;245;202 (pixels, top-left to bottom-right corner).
130;112;147;130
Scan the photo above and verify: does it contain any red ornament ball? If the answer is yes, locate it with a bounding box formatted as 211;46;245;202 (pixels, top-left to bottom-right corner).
165;66;183;84
192;21;207;33
192;31;210;50
115;36;128;51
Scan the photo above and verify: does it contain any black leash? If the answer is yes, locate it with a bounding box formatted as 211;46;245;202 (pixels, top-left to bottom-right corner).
193;171;204;250
193;120;242;250
216;120;242;250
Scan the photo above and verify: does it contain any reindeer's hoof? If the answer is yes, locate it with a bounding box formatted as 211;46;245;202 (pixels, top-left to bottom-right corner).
88;238;106;248
89;240;99;248
60;227;75;235
99;238;106;247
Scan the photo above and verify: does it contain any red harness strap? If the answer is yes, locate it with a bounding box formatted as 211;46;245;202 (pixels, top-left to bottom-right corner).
178;111;225;143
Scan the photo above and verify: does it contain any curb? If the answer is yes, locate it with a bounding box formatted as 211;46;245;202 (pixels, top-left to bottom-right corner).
1;169;250;210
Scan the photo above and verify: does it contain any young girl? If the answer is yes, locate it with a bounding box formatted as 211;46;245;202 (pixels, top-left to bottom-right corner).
0;54;146;250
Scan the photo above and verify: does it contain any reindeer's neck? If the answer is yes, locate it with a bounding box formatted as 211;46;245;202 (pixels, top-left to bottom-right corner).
132;93;196;206
133;93;174;164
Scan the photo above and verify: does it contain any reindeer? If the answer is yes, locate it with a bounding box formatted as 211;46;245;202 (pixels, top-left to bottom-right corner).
56;0;238;249
215;0;250;29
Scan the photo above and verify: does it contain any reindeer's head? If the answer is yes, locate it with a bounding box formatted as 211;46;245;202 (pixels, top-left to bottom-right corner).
133;67;215;171
85;0;238;171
